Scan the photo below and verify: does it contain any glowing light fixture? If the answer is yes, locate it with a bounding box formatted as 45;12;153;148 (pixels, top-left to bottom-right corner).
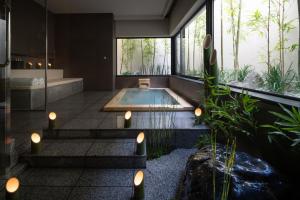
133;170;144;200
31;132;42;154
195;107;202;117
194;107;203;125
48;112;57;129
124;111;132;128
136;132;146;155
5;177;20;200
37;62;42;68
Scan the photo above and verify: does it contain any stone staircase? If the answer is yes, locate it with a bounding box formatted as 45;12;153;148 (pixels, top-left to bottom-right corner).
20;125;209;169
21;132;146;169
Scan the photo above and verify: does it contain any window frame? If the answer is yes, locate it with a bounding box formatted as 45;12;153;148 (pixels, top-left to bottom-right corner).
115;37;172;77
173;2;208;80
174;0;300;102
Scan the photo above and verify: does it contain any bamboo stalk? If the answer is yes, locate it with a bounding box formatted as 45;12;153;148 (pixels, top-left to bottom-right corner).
221;0;224;71
235;0;242;70
203;34;212;98
210;49;219;86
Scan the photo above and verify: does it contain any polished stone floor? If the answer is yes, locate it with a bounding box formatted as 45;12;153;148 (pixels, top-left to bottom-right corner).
9;91;201;155
0;149;195;200
1;91;204;199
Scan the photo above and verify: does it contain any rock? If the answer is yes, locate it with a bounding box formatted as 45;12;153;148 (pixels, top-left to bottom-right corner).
243;71;264;88
180;144;286;200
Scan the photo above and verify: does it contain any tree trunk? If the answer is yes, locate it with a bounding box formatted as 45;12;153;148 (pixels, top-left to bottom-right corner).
187;28;190;72
278;0;282;70
230;0;237;70
281;0;285;74
163;41;167;75
221;0;224;71
152;40;156;75
267;0;271;72
235;0;242;70
120;40;124;74
193;22;197;72
141;39;144;74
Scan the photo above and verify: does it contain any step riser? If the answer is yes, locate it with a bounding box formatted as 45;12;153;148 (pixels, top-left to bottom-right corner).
43;129;210;148
21;156;146;169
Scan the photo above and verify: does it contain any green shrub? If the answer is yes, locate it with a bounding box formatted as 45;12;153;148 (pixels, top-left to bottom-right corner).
236;65;252;82
195;134;211;149
146;105;176;160
122;71;133;75
218;70;236;84
262;104;300;147
204;83;259;139
263;65;295;94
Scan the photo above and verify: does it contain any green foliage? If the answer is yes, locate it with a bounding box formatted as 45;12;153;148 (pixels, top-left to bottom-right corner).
247;9;268;37
236;65;252;82
219;65;251;83
195;134;211;149
295;76;300;91
262;104;300;147
146;103;176;160
194;11;207;47
219;69;236;83
221;139;236;200
262;65;295;94
121;39;136;71
186;69;204;78
204;81;259;139
121;71;133;75
143;38;155;70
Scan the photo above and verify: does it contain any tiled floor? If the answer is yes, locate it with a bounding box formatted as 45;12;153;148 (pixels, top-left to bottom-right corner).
9;91;201;154
0;148;196;200
0;168;134;200
1;91;205;199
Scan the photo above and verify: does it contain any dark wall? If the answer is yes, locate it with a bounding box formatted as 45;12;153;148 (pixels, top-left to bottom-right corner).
55;14;114;90
11;0;55;58
169;76;204;105
116;76;169;89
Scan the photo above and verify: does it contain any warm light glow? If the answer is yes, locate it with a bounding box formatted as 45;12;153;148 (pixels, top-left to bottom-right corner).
6;177;20;193
137;132;145;144
49;112;57;120
125;111;132;120
194;107;202;117
31;133;41;144
48;63;52;67
28;62;33;66
38;62;42;67
134;171;144;186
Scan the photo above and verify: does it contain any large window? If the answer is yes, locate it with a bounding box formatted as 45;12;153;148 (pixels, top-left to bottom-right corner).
175;8;206;78
214;0;300;98
117;38;171;75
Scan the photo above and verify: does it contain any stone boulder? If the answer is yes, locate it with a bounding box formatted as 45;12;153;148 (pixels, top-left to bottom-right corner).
180;145;286;200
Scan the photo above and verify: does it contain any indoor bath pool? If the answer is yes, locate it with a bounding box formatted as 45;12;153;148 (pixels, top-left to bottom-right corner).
104;88;193;111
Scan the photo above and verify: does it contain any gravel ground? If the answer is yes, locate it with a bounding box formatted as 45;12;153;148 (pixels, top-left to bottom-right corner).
145;148;197;200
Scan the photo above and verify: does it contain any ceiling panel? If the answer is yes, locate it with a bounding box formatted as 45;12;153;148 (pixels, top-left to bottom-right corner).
35;0;174;20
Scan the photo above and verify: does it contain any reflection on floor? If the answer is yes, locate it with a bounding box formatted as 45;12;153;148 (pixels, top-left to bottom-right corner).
1;91;207;199
10;91;206;155
0;149;195;200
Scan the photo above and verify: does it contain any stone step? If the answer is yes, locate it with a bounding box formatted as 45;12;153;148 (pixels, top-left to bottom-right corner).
43;124;210;148
20;139;146;169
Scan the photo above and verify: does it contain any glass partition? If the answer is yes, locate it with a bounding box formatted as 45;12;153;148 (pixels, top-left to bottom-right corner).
214;0;300;99
0;0;10;175
175;8;207;78
117;38;171;75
